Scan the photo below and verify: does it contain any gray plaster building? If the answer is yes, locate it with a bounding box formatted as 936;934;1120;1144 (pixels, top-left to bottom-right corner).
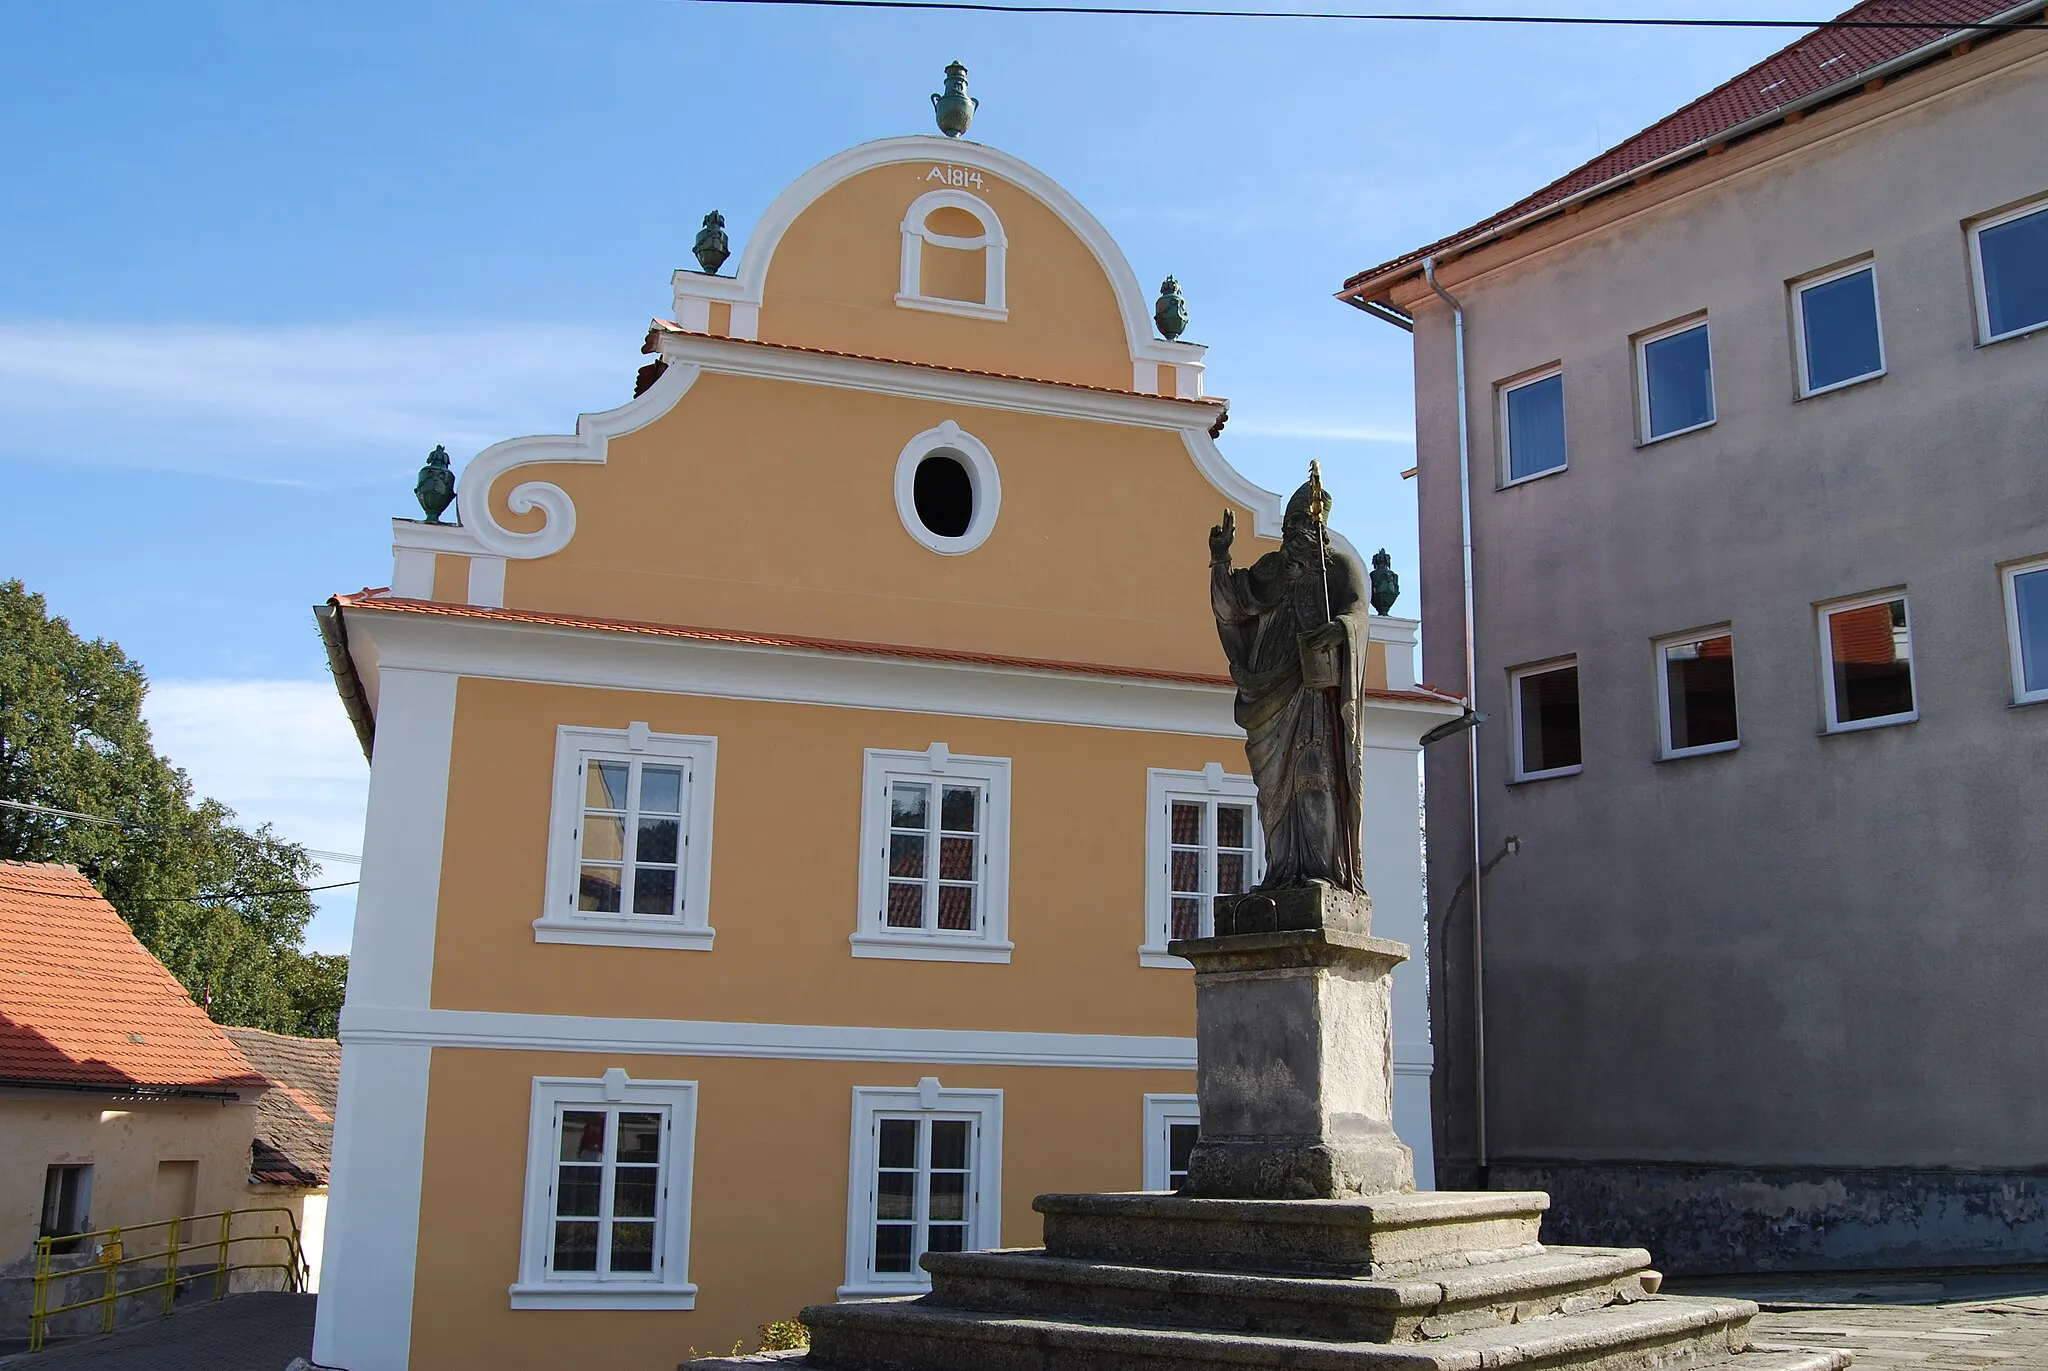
1340;0;2048;1272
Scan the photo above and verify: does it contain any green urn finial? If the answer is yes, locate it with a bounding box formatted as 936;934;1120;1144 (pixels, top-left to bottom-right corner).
931;60;978;138
1369;549;1401;616
415;446;456;524
1154;276;1190;341
693;211;730;274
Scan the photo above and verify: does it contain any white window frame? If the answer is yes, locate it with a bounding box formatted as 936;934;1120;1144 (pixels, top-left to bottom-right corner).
854;744;1012;964
537;723;717;951
1509;657;1583;783
512;1069;698;1310
1655;627;1741;760
841;1079;1002;1299
1634;315;1717;444
1139;764;1261;969
2002;556;2048;706
894;420;1002;556
1497;365;1567;487
1969;195;2048;346
1818;590;1919;734
1142;1094;1200;1192
1792;258;1886;398
897;189;1008;322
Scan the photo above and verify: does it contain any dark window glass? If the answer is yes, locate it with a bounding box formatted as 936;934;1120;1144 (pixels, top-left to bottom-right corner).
1167;1122;1198;1191
1505;373;1566;480
1800;268;1883;391
913;454;974;538
1981;206;2048;340
1642;325;1714;438
1664;635;1739;752
1827;599;1915;725
2015;568;2048;696
1516;665;1582;776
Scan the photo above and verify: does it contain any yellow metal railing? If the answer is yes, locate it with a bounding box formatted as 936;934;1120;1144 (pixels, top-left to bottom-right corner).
27;1206;307;1352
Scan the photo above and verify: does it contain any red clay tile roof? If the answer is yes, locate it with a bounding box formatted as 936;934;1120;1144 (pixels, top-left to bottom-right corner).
0;863;267;1095
225;1027;339;1187
1340;0;2044;302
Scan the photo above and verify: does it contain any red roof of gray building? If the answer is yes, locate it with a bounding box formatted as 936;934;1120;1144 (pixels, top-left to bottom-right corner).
0;861;267;1096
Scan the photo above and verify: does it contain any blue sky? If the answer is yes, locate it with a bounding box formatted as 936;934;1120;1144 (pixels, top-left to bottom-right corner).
1;1;1795;952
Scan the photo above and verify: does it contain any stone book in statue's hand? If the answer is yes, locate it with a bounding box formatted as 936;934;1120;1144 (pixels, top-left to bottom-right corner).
1298;620;1345;690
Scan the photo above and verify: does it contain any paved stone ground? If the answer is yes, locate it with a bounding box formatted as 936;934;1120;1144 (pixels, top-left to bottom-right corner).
1677;1273;2048;1370
0;1292;312;1370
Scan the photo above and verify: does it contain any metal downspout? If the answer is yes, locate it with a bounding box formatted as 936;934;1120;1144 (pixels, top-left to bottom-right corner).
1423;255;1487;1183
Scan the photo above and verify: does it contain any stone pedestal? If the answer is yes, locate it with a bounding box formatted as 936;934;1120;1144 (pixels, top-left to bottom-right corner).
1171;885;1414;1200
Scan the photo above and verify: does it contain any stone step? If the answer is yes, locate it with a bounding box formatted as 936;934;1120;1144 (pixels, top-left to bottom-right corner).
1695;1353;1852;1371
1035;1190;1552;1278
921;1245;1654;1342
791;1292;1761;1371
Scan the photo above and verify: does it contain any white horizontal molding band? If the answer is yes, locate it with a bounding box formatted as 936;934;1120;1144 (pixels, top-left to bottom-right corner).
340;1004;1199;1071
355;611;1243;738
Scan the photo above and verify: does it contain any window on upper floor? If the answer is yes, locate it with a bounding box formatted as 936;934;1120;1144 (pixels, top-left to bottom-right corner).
537;724;717;951
897;190;1008;322
1636;318;1716;443
1819;592;1917;732
854;745;1012;964
512;1071;698;1310
1793;261;1885;396
1971;197;2048;344
1142;1095;1200;1192
1510;659;1582;782
1139;766;1260;967
1499;368;1566;484
895;421;1001;556
2003;557;2048;706
841;1080;1001;1298
1657;629;1740;759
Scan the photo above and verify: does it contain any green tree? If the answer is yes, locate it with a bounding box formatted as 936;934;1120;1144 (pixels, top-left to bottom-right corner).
0;579;346;1035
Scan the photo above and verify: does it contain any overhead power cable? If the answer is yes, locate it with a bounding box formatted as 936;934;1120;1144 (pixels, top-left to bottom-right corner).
0;879;361;902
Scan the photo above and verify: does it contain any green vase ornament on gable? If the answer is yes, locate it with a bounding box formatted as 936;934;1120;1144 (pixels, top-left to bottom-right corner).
932;61;978;138
415;446;456;524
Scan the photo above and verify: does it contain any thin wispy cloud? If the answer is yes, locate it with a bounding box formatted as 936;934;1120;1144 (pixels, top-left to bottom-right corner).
1227;420;1414;444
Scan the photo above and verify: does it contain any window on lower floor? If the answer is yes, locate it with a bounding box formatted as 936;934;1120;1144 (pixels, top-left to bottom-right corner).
513;1072;697;1309
1794;262;1885;395
1142;1095;1200;1192
1510;660;1582;781
843;1081;1002;1298
1820;593;1917;731
1658;630;1739;758
41;1164;93;1249
2004;558;2048;704
1141;766;1261;966
1637;319;1715;442
854;746;1012;963
1972;198;2048;344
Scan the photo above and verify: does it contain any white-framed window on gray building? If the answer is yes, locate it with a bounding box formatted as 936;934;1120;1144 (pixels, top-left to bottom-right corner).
1499;367;1566;484
1793;261;1885;396
537;724;717;951
1636;317;1716;443
1142;1095;1200;1192
1819;592;1917;732
1140;765;1261;968
854;745;1012;964
1970;197;2048;344
1510;659;1582;782
841;1079;1002;1298
1656;629;1739;759
512;1070;698;1309
2003;557;2048;705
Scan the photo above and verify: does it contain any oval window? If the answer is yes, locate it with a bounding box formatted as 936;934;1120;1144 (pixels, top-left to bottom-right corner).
913;452;974;539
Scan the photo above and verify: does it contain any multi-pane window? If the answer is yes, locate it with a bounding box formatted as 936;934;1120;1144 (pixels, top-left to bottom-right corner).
40;1164;93;1250
515;1073;697;1309
1511;660;1582;781
549;1106;666;1279
1658;631;1739;758
1165;1123;1199;1191
1795;263;1884;395
1820;594;1917;731
1972;200;2048;343
886;780;983;933
1142;1095;1200;1192
1638;319;1716;441
870;1116;975;1277
1167;797;1255;941
856;748;1012;963
1501;370;1566;483
578;759;690;918
2003;558;2048;705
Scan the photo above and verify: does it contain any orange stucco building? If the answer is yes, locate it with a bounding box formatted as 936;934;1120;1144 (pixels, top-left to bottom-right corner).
313;122;1458;1370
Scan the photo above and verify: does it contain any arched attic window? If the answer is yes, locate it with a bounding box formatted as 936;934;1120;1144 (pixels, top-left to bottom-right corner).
897;190;1007;322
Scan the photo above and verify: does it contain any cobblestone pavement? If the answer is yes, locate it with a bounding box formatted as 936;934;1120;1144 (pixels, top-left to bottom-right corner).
1679;1274;2048;1370
0;1293;312;1370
